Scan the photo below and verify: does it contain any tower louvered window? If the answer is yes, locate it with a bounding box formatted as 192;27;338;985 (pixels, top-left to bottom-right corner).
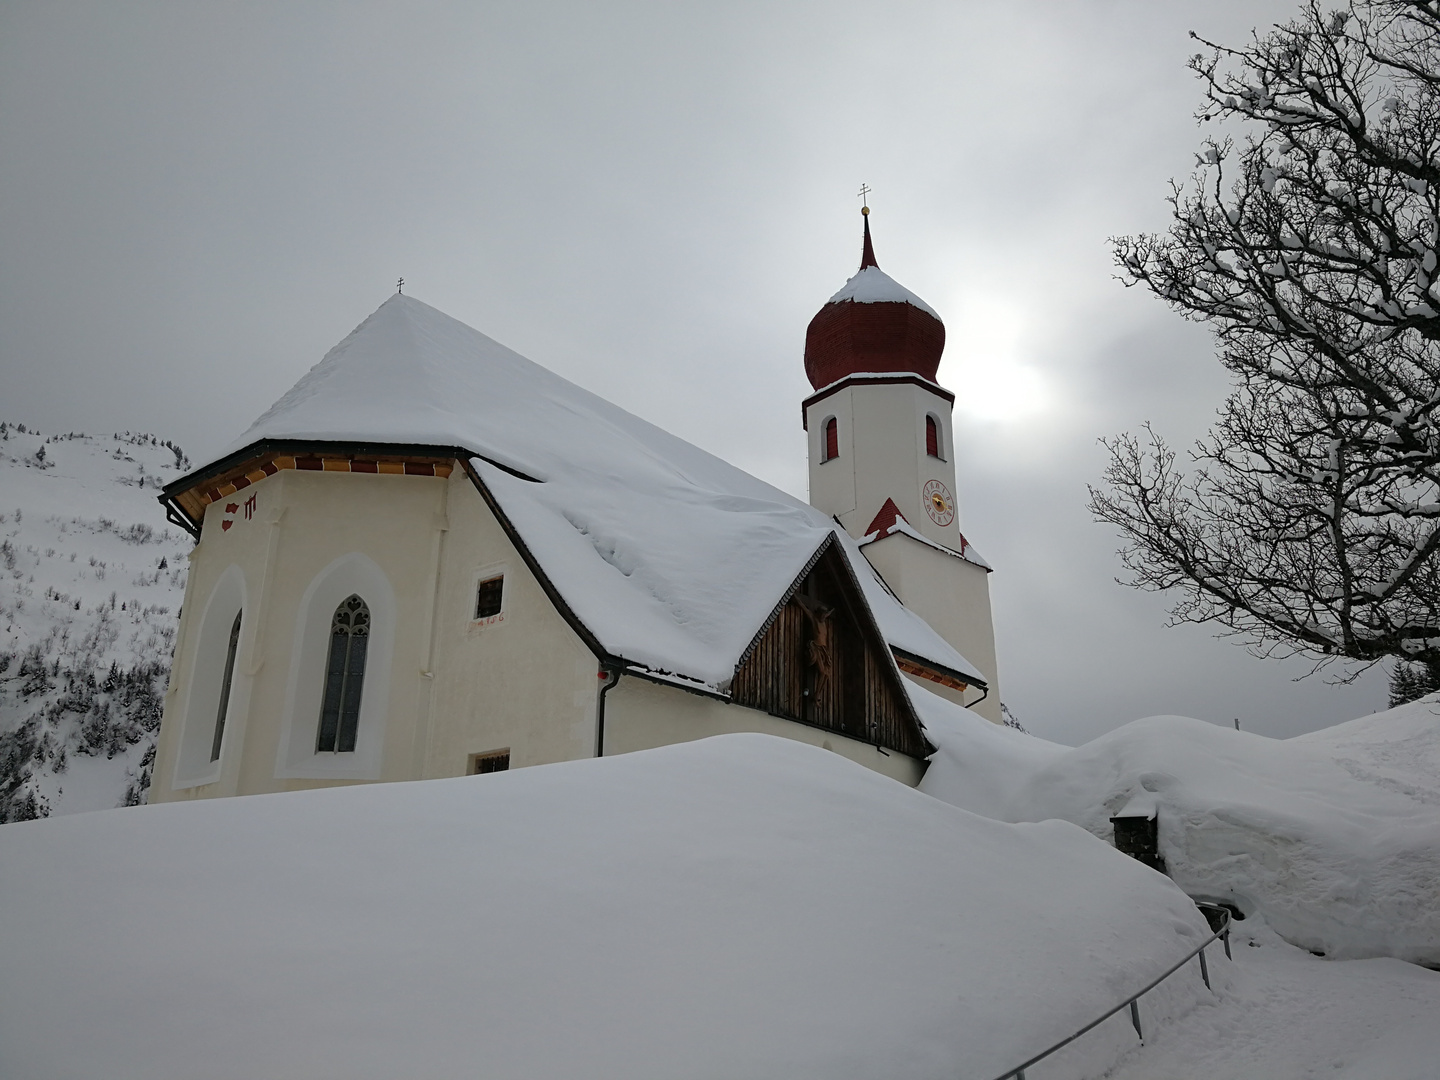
925;415;940;458
824;417;839;461
317;595;370;753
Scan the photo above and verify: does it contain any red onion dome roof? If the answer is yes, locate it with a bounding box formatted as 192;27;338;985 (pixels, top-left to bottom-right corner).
804;211;945;391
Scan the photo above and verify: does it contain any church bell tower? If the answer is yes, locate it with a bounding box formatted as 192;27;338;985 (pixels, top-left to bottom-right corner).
803;205;1002;722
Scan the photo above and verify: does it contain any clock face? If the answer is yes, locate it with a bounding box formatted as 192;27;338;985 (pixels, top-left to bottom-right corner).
923;479;955;526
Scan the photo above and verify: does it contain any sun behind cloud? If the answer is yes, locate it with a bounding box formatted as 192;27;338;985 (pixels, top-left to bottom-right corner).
942;292;1050;424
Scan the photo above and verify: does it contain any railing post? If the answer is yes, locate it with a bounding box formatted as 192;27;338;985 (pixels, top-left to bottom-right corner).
986;907;1229;1080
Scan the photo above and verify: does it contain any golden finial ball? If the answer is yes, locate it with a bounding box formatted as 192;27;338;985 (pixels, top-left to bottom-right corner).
861;205;870;215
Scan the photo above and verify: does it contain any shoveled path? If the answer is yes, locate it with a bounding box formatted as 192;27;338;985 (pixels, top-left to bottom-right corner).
1103;920;1440;1080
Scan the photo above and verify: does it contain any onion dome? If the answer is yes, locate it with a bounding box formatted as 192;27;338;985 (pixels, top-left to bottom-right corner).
803;209;945;391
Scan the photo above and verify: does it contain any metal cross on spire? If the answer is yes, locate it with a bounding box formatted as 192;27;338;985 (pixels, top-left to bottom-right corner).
858;183;871;214
397;277;404;294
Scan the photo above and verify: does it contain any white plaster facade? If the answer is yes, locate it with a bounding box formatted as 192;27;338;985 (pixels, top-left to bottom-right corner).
603;676;925;787
807;377;961;550
867;538;1002;723
152;464;933;802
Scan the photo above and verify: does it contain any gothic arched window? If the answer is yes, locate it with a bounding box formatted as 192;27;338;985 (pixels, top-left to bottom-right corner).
925;415;942;459
317;594;370;753
210;610;242;762
824;417;839;462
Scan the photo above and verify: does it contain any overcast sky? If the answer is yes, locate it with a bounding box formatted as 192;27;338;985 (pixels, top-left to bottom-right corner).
0;0;1389;744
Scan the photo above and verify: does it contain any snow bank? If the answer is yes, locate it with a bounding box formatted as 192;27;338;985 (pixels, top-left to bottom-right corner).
916;686;1440;965
197;295;981;691
0;734;1216;1080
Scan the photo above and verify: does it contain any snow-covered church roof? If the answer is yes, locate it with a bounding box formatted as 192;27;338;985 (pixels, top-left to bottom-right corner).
190;294;984;692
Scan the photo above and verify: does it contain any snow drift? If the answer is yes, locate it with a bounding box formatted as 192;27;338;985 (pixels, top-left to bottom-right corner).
0;734;1216;1080
917;688;1440;965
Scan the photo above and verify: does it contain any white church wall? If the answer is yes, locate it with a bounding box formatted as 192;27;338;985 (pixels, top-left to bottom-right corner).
154;459;947;802
167;563;249;790
273;551;398;781
602;675;926;787
424;474;600;778
806;381;961;551
154;481;278;802
808;393;856;518
153;467;453;800
862;535;1003;724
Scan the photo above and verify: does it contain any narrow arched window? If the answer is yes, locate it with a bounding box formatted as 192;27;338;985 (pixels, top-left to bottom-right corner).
317;595;370;753
925;415;941;459
210;610;241;762
824;417;839;462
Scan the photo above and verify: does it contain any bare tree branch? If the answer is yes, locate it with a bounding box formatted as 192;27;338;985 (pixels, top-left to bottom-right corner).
1094;0;1440;681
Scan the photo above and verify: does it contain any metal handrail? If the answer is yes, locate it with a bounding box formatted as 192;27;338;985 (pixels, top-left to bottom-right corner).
987;903;1233;1080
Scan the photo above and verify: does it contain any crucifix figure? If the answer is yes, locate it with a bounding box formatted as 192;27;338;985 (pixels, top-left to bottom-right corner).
857;183;871;210
795;592;835;699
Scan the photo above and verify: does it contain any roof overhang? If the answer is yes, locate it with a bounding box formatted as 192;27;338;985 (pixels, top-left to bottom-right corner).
891;646;987;694
801;374;955;430
158;438;539;538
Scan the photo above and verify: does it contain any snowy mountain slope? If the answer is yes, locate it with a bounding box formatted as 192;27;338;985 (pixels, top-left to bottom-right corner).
0;734;1219;1080
0;424;191;821
914;685;1440;965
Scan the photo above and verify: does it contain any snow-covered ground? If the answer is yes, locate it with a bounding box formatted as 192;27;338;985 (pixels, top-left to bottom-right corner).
1107;918;1440;1080
0;424;191;819
917;685;1440;966
0;734;1220;1080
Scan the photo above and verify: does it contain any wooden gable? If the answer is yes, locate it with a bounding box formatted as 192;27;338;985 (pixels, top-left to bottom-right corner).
730;536;933;760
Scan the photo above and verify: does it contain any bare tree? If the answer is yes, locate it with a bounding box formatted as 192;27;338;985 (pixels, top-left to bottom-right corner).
1091;1;1440;687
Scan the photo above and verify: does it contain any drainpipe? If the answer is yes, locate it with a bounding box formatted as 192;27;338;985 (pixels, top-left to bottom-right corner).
595;662;622;758
967;683;990;714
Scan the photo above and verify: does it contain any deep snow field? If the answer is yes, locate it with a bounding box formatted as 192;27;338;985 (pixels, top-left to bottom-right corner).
916;687;1440;1077
917;685;1440;966
0;736;1221;1080
2;715;1438;1079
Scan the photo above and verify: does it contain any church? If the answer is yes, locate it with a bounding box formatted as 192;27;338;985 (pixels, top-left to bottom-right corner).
149;209;1002;801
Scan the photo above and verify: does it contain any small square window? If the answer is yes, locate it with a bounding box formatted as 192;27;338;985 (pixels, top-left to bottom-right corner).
475;575;504;619
470;750;510;775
